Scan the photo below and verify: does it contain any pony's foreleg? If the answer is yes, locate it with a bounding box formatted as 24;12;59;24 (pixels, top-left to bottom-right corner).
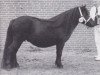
55;41;65;68
2;36;23;70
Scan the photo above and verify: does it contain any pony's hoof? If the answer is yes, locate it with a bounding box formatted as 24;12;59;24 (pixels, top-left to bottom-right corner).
15;63;19;68
1;65;12;71
55;63;63;68
1;63;19;71
57;64;63;68
55;61;63;68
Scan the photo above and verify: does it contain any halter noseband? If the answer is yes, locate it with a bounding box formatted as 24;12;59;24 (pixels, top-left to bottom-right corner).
78;7;91;24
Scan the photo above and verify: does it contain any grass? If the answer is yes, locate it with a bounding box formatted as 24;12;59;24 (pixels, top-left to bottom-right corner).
0;44;100;75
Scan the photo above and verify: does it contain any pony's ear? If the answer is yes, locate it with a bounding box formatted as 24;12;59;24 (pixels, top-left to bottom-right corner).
84;4;86;7
81;4;86;8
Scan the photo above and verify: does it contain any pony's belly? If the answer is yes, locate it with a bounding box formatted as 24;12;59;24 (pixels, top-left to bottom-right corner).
28;38;57;48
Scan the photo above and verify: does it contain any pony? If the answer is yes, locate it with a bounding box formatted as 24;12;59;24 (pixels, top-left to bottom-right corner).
1;5;97;70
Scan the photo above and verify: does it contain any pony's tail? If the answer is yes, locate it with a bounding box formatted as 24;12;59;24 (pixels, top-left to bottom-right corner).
4;19;15;49
1;19;15;68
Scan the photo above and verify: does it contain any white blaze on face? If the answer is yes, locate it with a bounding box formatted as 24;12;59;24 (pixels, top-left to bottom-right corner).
90;6;96;21
97;6;100;15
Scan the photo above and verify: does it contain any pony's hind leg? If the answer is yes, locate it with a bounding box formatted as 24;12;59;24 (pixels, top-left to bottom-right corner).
2;36;23;70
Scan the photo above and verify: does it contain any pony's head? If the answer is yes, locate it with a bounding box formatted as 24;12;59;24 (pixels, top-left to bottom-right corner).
78;5;97;27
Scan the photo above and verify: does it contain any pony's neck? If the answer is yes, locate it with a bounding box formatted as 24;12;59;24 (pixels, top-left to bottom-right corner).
64;7;80;34
65;7;80;25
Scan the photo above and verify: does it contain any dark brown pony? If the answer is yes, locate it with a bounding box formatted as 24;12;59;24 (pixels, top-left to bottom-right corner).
1;5;97;70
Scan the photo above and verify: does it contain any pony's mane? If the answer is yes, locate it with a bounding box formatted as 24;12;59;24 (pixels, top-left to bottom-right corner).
48;6;79;22
38;6;79;23
44;6;79;27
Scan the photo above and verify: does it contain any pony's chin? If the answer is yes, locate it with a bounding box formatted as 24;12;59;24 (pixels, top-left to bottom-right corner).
85;21;98;27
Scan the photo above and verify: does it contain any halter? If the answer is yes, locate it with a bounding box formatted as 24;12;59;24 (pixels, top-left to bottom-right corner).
78;7;91;24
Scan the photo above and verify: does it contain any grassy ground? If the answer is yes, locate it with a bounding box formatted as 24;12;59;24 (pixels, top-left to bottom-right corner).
0;43;100;75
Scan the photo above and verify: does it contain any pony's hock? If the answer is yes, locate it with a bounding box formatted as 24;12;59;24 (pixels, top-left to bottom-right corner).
1;5;97;70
